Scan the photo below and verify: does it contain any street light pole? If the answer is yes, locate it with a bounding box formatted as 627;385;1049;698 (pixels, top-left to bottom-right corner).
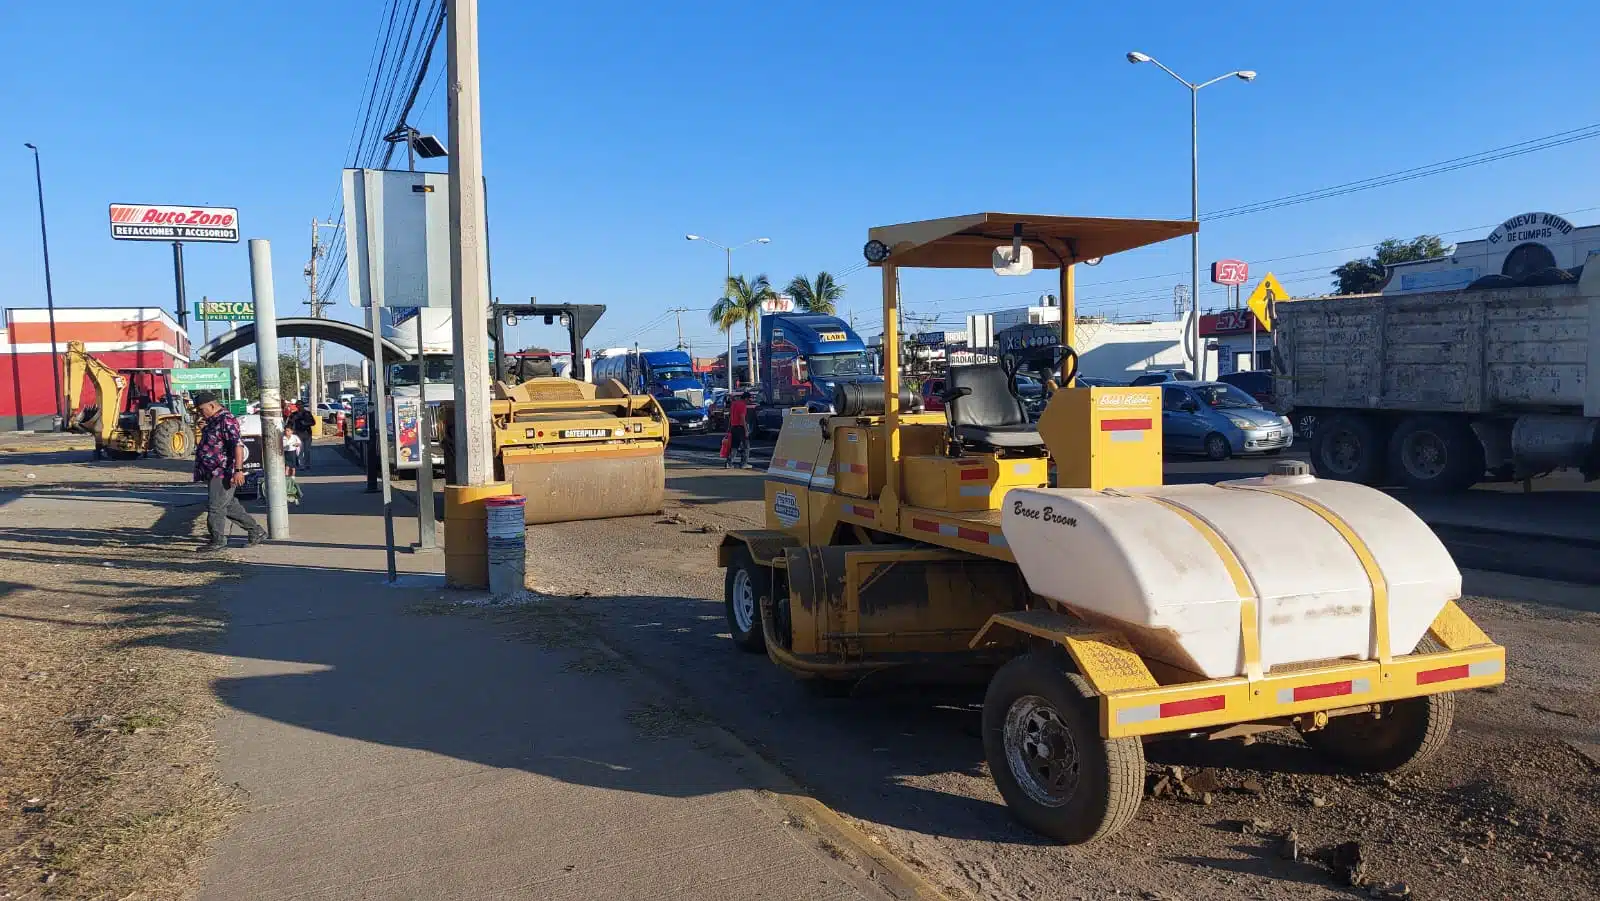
686;234;769;390
23;143;63;429
1125;52;1255;380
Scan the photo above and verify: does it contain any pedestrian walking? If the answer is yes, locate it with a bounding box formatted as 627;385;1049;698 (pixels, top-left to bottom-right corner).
726;391;751;469
192;392;266;552
288;401;316;471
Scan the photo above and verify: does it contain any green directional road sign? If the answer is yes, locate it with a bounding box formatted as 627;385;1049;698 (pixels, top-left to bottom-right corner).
194;300;255;321
170;368;232;391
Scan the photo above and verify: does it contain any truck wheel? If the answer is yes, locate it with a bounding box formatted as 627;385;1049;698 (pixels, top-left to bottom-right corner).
150;419;193;459
1388;415;1484;492
1203;432;1231;461
983;654;1143;844
1302;691;1455;773
1310;413;1385;485
724;547;767;652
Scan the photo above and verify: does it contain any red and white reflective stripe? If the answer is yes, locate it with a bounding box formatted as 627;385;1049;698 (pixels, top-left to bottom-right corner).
909;517;1008;548
1117;694;1226;725
1417;659;1500;685
1101;418;1153;431
959;467;989;481
1276;678;1370;705
846;504;875;520
842;462;868;474
767;456;814;484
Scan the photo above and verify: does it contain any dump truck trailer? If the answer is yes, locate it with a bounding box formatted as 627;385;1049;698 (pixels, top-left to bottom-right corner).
1276;265;1599;491
717;212;1506;845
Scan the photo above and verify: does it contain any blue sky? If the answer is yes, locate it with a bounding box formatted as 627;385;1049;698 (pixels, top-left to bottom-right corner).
4;1;1598;363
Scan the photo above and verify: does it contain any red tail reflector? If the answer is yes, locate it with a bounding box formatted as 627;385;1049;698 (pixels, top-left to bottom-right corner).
1417;664;1470;685
1159;695;1226;718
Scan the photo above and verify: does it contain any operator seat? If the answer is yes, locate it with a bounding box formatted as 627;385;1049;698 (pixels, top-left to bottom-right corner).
944;363;1044;451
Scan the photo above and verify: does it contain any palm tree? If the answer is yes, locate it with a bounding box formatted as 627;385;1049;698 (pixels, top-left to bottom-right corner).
709;273;774;386
785;271;845;315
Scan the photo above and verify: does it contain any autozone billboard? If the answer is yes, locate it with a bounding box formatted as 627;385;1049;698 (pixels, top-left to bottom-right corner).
108;204;240;242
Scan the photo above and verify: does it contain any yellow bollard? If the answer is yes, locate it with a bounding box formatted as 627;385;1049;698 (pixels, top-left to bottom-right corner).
443;482;514;589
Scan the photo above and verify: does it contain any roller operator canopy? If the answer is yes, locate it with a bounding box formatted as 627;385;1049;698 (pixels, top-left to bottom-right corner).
866;213;1198;269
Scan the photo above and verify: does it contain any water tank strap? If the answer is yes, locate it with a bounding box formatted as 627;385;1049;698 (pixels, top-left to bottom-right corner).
1135;494;1264;681
1221;485;1393;665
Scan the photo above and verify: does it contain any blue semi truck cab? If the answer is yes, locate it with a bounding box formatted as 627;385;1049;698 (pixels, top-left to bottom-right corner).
593;349;706;405
753;313;880;434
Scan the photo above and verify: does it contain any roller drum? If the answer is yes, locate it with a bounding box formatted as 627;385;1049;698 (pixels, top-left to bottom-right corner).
504;450;665;524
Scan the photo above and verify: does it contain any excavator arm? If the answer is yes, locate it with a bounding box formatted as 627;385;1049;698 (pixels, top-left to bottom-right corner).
63;340;126;444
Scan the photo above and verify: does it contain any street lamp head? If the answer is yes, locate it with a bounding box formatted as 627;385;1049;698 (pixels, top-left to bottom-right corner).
685;234;701;241
756;237;771;244
24;142;37;150
1126;51;1151;64
1236;70;1257;82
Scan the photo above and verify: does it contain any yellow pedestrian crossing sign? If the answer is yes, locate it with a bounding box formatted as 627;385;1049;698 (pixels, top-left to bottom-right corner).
1246;272;1288;332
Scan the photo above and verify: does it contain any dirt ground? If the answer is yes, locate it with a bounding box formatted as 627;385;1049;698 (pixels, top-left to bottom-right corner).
0;436;239;899
499;458;1600;901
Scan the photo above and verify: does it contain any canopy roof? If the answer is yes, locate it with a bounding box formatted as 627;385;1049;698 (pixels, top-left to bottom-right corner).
867;212;1197;269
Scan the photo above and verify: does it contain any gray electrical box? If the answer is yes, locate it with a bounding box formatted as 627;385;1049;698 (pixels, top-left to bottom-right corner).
341;168;451;309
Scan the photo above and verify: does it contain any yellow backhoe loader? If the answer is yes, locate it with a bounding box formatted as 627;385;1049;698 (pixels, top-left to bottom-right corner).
64;340;197;460
716;212;1506;845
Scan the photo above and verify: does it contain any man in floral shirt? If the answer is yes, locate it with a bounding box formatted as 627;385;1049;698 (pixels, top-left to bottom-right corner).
192;392;266;552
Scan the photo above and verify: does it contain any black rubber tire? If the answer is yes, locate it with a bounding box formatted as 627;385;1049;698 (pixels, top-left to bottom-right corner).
1310;413;1386;485
1203;432;1231;461
982;654;1144;844
1387;415;1484;493
1302;689;1455;774
150;419;193;459
723;547;767;652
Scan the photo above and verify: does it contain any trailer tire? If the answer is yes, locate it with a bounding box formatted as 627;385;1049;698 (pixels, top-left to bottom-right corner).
983;654;1143;844
1301;640;1455;773
1310;413;1386;485
1388;415;1483;492
150;419;193;459
724;547;767;653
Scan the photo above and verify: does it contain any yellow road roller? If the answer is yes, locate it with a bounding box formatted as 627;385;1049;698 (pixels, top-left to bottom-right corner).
716;212;1506;844
486;376;667;524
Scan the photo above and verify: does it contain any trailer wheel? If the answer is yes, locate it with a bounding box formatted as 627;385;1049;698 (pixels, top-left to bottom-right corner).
150;419;192;459
723;547;767;652
983;654;1143;844
1302;691;1456;774
1388;415;1484;492
1310;413;1385;485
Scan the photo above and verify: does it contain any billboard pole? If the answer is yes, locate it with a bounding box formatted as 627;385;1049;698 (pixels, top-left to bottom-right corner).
173;242;188;335
446;0;494;486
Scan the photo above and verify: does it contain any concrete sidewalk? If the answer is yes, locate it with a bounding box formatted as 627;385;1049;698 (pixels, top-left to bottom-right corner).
198;467;885;901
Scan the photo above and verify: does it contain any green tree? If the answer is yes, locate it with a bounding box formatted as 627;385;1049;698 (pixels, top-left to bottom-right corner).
234;352;309;400
1331;235;1449;295
709;273;774;386
785;271;846;315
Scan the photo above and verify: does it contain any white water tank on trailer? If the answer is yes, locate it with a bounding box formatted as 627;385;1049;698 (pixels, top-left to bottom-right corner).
1001;471;1460;679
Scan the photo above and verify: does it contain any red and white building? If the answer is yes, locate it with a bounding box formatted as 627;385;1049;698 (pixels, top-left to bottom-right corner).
1;307;189;431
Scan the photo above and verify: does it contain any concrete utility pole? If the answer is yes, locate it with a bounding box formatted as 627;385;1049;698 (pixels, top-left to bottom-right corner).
668;306;690;349
306;218;322;411
446;0;494;486
248;240;290;539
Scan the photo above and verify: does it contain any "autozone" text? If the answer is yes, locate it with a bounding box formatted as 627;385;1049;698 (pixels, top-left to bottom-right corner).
137;209;235;226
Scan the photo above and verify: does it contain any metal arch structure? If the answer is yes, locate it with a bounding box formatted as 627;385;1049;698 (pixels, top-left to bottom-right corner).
193;317;413;364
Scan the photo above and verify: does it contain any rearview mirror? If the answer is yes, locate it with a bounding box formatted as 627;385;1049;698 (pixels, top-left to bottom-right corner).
1181;398;1199;412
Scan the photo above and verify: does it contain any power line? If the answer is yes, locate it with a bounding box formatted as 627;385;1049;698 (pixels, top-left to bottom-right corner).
1203;122;1600;220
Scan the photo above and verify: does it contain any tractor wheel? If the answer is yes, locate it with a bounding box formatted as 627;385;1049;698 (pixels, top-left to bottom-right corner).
983;654;1144;844
151;419;193;459
723;546;767;652
1301;637;1456;773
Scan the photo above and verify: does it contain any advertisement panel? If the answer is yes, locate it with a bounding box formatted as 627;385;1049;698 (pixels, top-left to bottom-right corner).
194;300;255;321
109;204;240;242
